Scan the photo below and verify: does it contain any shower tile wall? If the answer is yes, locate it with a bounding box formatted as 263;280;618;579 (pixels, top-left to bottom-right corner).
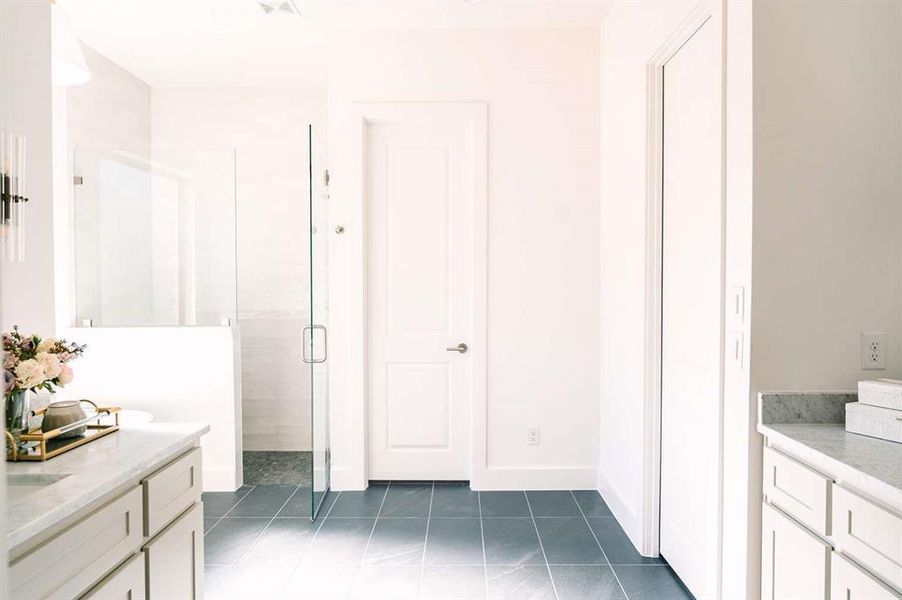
151;87;327;452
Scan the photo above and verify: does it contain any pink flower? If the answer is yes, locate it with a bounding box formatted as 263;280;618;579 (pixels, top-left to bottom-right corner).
57;364;74;386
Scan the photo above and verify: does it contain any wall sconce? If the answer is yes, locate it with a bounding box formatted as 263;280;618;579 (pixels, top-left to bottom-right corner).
0;132;27;262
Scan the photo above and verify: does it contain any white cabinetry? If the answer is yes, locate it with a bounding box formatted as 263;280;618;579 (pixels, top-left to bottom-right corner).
760;439;902;599
761;502;830;600
9;446;204;600
144;502;204;600
831;552;902;600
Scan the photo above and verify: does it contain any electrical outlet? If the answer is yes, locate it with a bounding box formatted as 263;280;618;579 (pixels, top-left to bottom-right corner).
861;332;888;370
528;427;541;446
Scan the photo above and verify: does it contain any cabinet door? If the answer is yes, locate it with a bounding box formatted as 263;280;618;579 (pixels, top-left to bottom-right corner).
83;553;146;600
143;503;204;599
762;503;831;600
831;552;902;600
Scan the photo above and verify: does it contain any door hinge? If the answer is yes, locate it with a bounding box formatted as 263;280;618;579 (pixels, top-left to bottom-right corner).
323;169;330;187
73;175;84;186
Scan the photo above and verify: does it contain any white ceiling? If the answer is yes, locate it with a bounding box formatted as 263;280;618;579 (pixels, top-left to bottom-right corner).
57;0;612;89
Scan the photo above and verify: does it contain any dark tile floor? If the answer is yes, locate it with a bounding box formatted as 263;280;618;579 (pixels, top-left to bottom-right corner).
202;483;694;600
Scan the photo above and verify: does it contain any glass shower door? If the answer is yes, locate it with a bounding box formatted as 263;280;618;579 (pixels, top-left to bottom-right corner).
306;125;331;519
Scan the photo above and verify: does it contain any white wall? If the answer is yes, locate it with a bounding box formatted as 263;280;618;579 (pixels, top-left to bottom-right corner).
751;0;902;387
0;0;54;335
152;87;326;452
0;2;51;591
328;28;601;490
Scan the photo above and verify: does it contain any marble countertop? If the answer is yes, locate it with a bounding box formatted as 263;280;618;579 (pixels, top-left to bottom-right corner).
757;422;902;493
5;423;208;554
758;391;902;502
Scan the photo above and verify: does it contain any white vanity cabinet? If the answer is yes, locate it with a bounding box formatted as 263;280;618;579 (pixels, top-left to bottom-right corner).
762;502;830;600
760;440;902;600
8;445;204;600
144;502;204;599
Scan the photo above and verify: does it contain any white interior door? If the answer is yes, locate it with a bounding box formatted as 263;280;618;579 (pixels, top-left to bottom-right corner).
660;15;722;600
367;105;481;481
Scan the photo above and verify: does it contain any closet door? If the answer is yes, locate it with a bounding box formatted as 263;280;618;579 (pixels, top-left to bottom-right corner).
659;13;722;600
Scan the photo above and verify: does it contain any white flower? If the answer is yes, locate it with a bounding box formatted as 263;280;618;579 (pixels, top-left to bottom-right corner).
15;359;46;389
36;338;57;353
36;352;62;379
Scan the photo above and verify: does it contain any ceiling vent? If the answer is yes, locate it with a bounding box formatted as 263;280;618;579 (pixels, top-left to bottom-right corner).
257;1;300;15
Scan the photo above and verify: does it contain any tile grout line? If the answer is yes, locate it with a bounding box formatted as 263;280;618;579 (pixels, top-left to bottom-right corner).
204;484;257;539
276;489;342;597
477;490;489;598
355;480;392;592
523;492;561;600
417;481;436;599
570;490;630;600
233;483;304;570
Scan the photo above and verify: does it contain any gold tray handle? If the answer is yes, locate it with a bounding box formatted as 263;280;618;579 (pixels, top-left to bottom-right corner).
5;430;17;462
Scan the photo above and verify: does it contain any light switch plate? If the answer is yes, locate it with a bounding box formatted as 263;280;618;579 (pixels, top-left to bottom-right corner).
731;286;745;324
729;330;745;369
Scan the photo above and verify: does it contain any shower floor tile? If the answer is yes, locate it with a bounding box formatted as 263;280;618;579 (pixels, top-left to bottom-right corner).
243;450;312;485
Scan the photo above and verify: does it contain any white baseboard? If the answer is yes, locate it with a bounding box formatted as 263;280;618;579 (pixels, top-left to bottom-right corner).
330;466;367;491
597;470;648;555
329;466;597;491
203;468;239;492
473;466;598;490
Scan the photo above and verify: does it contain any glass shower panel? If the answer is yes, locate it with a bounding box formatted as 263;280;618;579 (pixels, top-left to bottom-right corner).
308;125;331;519
72;149;237;327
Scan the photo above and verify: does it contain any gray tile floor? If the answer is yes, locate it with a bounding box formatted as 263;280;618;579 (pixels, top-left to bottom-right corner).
202;483;694;600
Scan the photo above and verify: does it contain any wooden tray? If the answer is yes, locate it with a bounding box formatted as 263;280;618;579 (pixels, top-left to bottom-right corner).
5;400;121;462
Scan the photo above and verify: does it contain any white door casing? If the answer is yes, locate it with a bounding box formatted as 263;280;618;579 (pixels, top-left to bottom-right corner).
365;104;487;481
659;11;723;600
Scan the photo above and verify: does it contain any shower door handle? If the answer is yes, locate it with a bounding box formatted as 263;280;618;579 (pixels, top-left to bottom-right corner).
302;325;328;364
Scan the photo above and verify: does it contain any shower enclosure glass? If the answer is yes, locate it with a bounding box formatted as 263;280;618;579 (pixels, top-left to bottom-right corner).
72;149;237;327
307;127;330;518
70;131;330;519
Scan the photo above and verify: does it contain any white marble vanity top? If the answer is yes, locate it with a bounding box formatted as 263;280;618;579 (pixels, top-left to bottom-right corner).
757;422;902;493
5;423;208;554
758;391;902;506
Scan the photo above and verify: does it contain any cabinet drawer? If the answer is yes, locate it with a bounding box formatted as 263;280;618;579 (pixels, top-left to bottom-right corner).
831;552;901;599
763;445;832;536
142;447;202;538
10;487;143;600
761;502;830;600
144;501;204;599
82;552;146;600
832;485;902;592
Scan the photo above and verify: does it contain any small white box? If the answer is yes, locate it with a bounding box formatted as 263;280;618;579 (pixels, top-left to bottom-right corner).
858;379;902;411
845;401;902;444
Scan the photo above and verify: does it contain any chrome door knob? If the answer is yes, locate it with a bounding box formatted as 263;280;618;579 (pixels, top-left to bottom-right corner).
446;343;468;354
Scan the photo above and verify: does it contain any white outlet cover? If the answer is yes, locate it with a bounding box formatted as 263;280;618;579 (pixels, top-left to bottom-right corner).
861;332;888;370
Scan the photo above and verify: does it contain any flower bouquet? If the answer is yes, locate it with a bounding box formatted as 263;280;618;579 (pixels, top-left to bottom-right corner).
3;327;85;435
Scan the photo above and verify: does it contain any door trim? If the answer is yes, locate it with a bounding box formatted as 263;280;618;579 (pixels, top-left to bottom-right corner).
642;1;725;593
341;102;488;489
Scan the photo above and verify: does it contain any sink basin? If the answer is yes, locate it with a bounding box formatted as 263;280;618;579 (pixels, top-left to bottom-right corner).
6;473;69;503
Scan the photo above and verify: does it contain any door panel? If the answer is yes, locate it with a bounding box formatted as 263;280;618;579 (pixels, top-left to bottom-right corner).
367;108;478;480
660;15;722;600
